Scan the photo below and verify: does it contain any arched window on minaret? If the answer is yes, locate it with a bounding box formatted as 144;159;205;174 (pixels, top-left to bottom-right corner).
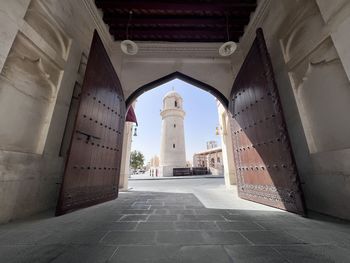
174;100;178;107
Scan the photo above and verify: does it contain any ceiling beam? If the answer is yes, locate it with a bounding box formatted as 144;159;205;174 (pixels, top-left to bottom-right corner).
111;29;243;42
113;36;240;42
103;17;249;28
95;1;257;13
111;28;243;36
95;0;256;43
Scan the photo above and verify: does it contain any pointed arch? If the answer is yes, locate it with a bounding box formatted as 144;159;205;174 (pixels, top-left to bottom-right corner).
125;71;229;109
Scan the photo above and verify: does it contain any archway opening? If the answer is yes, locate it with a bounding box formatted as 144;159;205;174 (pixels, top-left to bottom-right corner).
122;74;277;212
126;71;229;110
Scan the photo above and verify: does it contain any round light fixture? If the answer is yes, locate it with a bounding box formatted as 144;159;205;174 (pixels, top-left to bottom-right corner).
219;41;237;57
120;10;138;56
121;40;138;55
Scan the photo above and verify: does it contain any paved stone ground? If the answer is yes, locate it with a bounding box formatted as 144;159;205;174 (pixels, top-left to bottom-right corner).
0;189;350;262
129;177;282;211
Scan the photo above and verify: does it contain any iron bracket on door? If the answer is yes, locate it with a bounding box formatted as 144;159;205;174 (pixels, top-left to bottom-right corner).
76;130;101;141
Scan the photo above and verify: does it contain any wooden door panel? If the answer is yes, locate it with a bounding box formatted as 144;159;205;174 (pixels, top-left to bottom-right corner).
56;31;125;216
229;28;305;214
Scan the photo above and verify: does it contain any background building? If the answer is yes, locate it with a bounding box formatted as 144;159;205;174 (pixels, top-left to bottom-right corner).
206;141;218;149
193;142;224;176
149;155;160;177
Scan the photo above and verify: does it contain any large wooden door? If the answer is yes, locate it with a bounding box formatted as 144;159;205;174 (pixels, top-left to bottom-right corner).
56;31;125;216
229;28;305;214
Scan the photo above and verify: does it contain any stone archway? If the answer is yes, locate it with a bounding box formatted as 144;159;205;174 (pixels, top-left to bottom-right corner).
120;71;235;191
125;71;229;110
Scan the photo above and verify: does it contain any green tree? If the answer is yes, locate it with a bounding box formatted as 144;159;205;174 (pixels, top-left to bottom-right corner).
130;150;145;170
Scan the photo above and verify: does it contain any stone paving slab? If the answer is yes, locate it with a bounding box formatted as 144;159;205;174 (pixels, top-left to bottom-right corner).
178;214;225;221
175;221;219;231
120;209;154;215
0;191;349;262
273;244;350;263
202;231;250;245
224;245;288;263
152;209;170;215
240;230;307;245
216;221;264;231
109;245;180;263
156;231;207;245
137;222;175;231
147;215;178;222
0;245;68;263
284;228;350;245
168;209;196;215
101;231;156;245
50;245;118;263
119;214;149;222
195;208;229;216
177;245;233;263
94;222;138;232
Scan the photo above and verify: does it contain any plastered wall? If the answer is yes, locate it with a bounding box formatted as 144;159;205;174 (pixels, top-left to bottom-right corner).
0;0;112;223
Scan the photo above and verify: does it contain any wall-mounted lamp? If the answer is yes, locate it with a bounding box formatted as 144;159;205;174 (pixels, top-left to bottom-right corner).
216;125;227;136
131;124;138;137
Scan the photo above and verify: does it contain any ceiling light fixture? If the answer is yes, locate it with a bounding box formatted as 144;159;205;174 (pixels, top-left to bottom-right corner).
219;14;237;57
121;11;138;55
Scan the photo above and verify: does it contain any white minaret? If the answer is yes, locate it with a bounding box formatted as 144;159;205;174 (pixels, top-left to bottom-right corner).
159;90;187;177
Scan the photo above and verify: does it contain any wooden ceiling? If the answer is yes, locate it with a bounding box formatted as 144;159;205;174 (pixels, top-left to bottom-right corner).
95;0;257;42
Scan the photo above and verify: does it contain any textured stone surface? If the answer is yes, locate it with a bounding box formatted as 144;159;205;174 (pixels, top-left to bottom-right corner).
0;191;349;262
274;245;350;263
177;245;233;263
224;245;287;263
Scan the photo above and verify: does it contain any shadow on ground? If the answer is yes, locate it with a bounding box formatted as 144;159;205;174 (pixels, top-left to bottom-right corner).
0;191;350;262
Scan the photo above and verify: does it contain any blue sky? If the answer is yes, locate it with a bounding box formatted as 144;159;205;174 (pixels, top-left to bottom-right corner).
130;79;221;163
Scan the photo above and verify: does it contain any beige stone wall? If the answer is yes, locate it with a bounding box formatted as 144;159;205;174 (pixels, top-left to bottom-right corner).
238;0;350;219
217;103;236;188
118;122;133;190
111;43;235;101
119;101;137;190
0;0;112;223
